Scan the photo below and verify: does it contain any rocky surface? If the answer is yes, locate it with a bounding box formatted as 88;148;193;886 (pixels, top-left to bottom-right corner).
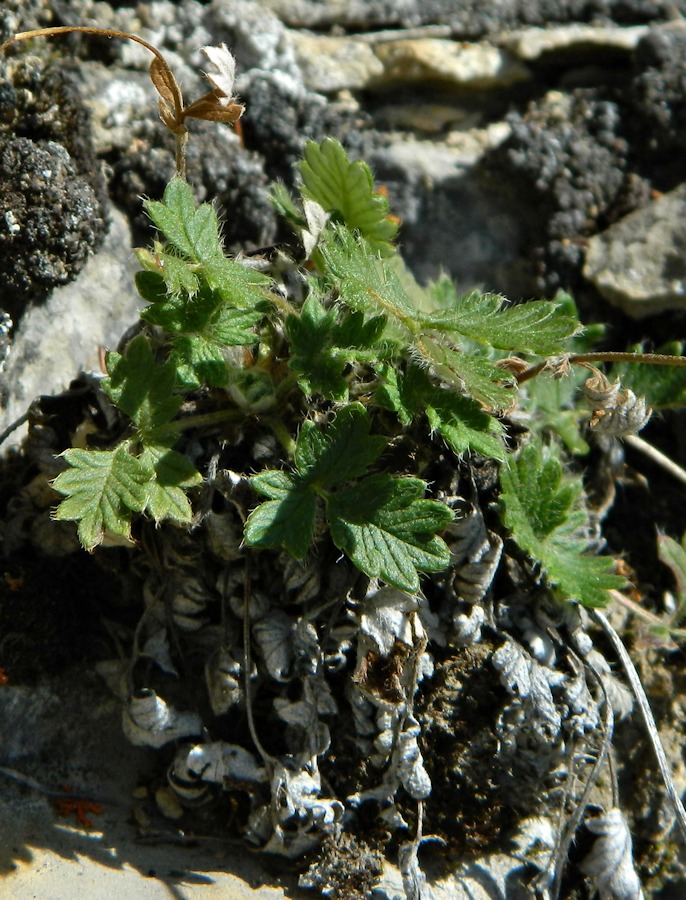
1;2;686;899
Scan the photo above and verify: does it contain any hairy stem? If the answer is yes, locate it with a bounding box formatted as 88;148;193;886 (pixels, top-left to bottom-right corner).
517;350;686;386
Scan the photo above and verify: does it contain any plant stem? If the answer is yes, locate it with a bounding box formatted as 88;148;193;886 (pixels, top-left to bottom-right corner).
517;350;686;386
153;408;244;438
590;608;686;843
624;434;686;487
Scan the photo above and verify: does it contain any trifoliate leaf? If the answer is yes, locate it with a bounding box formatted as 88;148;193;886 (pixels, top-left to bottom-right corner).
327;474;452;593
299;138;398;255
295;403;387;487
500;441;624;608
53;446;150;551
169;335;232;388
104;334;181;437
244;471;316;559
139;445;202;524
422;287;581;355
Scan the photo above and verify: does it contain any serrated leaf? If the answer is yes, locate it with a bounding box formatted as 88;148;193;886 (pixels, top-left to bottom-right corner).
271;181;306;229
500;441;624;608
140;445;202;524
137;245;201;296
295;403;387;487
319;225;415;333
426;398;506;461
422;287;580;355
104;334;181;436
376;364;506;460
423;339;516;411
299;138;398;255
244;471;316;559
170;335;231;388
327;474;452;593
145;178;221;263
52;446;149;551
287;294;389;401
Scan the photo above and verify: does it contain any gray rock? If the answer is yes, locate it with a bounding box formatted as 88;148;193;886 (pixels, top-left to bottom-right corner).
290;32;385;93
0;206;142;448
503;23;649;61
374;38;530;89
583;182;686;318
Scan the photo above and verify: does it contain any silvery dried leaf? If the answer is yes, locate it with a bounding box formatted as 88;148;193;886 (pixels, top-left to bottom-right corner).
444;499;488;566
586;649;634;719
122;690;202;748
397;717;432;800
453;603;485;645
272;762;344;834
229;587;272;621
204;510;244;561
492;641;562;738
179;742;267;786
141;627;178;677
171;576;212;632
205;646;242;715
359;587;420;656
292;619;322;678
253;610;295;681
581;808;643;900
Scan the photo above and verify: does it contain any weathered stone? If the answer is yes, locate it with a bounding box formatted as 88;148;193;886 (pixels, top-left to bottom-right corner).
374;39;531;90
502;23;649;61
583;183;686;318
289;32;384;93
0;206;141;448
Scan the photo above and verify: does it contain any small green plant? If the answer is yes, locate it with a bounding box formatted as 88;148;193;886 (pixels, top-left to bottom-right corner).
4;25;686;607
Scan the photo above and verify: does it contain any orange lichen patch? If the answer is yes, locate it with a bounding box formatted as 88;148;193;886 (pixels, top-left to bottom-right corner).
0;667;9;686
54;789;103;828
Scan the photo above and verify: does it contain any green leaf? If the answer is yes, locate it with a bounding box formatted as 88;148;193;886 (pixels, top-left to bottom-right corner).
426;397;506;461
287;294;388;400
657;531;686;607
423;339;517;411
299;138;398;255
376;364;506;460
245;471;316;558
319;225;415;326
145;178;221;263
104;334;181;437
139;445;202;524
295;403;387;487
422;288;581;355
141;280;265;388
499;441;625;608
327;474;452;593
271;182;306;229
52;446;149;551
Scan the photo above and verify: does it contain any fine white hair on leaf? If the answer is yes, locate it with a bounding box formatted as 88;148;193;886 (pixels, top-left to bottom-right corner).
581;808;643;900
200;43;237;103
